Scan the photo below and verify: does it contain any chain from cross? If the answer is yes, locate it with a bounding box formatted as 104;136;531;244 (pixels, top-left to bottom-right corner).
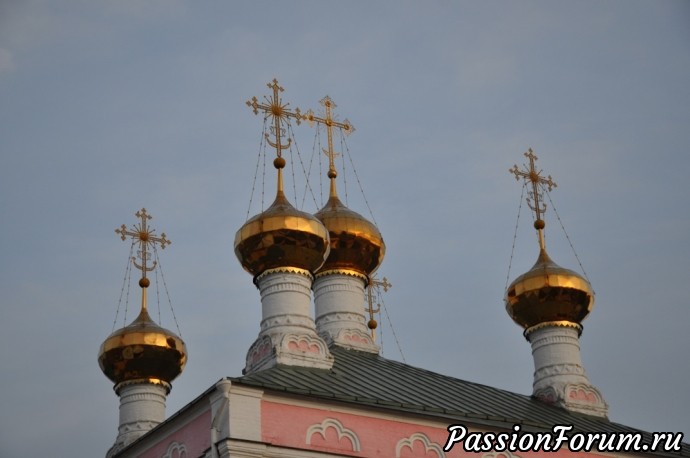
115;208;170;277
509;148;557;223
246;79;303;158
303;96;355;178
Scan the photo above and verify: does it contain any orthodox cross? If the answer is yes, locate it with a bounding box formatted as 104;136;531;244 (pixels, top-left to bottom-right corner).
115;208;170;279
303;96;354;183
246;79;303;159
509;148;558;223
366;276;392;340
509;148;557;249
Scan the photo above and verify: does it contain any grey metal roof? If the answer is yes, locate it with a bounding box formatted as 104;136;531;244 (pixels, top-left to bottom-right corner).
235;346;688;457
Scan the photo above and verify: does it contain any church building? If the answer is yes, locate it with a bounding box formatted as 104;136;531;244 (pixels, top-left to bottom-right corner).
97;80;688;458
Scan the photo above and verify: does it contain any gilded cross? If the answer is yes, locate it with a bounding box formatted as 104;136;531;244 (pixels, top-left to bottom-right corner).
509;148;557;224
303;96;354;183
366;276;391;340
115;208;170;277
246;79;303;158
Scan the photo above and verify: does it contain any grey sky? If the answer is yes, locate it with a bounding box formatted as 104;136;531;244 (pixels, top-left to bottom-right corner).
0;2;688;457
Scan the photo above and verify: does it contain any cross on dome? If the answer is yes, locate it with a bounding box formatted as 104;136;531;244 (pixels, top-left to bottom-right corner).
509;149;557;250
246;78;303;159
303;96;354;192
115;208;170;277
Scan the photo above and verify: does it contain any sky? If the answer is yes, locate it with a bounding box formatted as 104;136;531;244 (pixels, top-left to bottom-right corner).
0;1;689;456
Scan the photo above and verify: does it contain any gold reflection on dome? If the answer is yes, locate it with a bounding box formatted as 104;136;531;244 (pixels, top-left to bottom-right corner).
98;308;187;387
505;249;594;329
234;191;330;278
315;194;385;277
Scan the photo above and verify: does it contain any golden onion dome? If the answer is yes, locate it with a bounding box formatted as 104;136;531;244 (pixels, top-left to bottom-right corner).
234;189;330;278
98;308;187;387
315;194;385;277
505;248;594;330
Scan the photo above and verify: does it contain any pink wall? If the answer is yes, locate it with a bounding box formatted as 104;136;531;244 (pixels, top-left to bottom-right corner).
138;409;211;458
262;401;611;458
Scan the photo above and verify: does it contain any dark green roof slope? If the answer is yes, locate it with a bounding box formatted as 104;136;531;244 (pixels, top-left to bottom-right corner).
235;346;688;457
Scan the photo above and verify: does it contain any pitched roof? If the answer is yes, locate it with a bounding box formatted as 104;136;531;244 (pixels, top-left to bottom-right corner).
235;346;689;457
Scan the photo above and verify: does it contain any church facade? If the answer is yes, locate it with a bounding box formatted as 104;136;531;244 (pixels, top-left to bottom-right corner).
98;80;687;458
106;346;688;458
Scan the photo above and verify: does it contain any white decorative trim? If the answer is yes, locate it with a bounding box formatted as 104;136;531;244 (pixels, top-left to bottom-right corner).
396;432;445;458
525;320;581;338
245;332;334;373
566;383;604;404
118;420;158;435
283;333;329;355
246;335;273;368
533;386;559;405
162;441;187;458
306;418;361;452
315;268;369;284
114;378;171;395
259;279;313;300
317;311;366;325
533;363;585;383
275;332;334;369
328;328;378;352
260;314;315;332
313;278;367;296
483;452;522;458
564;383;608;417
533;381;608;418
255;266;313;284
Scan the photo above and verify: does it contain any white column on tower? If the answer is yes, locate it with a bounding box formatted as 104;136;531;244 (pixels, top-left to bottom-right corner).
244;269;333;374
107;382;169;458
527;324;608;418
314;273;379;353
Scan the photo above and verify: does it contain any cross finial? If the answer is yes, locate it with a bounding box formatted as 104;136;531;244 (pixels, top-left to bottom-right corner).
509;148;557;249
303;96;355;197
246;79;303;159
115;208;170;278
366;276;392;340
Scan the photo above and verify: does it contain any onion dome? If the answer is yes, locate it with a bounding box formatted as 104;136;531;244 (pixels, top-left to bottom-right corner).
102;209;186;389
301;95;384;279
98;306;187;388
237;81;331;279
506;149;593;332
505;248;594;331
234;159;330;278
315;193;385;278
